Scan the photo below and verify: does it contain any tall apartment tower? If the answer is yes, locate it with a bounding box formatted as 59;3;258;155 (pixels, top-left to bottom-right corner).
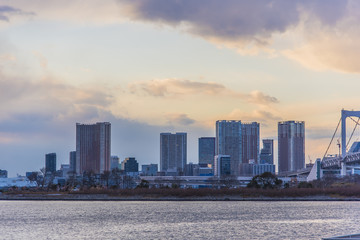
198;137;215;166
241;122;260;164
278;121;305;173
160;132;187;175
259;139;274;164
216;120;242;176
45;153;56;173
69;151;76;173
76;122;111;175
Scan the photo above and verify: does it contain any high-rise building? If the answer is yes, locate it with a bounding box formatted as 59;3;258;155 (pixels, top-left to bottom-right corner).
160;132;187;175
216;120;242;176
76;122;111;175
110;156;120;170
260;139;274;164
198;137;215;166
241;122;260;164
69;151;76;173
45;153;56;173
121;157;139;173
278;121;305;173
214;155;231;177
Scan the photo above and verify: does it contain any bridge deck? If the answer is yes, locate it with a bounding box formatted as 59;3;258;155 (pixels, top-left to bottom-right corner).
322;152;360;168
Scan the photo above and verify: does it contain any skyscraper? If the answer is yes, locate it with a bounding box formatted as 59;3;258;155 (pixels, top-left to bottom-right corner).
198;137;215;166
76;122;111;175
160;132;187;175
69;151;76;173
45;153;56;173
241;122;260;164
260;139;274;164
216;120;242;176
278;121;305;173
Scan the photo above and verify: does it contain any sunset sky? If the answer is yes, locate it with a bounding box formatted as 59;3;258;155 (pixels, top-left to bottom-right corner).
1;0;360;176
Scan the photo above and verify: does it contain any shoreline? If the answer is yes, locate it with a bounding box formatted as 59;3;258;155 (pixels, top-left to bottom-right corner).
1;194;360;201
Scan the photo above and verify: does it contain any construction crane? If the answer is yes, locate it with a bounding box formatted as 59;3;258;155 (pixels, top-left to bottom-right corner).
337;139;341;157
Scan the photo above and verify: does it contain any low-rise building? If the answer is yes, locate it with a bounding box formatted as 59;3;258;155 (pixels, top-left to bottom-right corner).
0;169;8;178
0;176;37;189
111;156;120;170
60;164;71;178
240;163;276;176
121;157;139;175
214;155;231;177
141;164;158;176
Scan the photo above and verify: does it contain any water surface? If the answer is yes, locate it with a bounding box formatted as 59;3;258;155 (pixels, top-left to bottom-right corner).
0;201;358;239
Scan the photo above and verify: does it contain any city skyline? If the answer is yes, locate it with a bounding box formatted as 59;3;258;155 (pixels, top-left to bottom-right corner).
1;115;357;177
2;1;360;176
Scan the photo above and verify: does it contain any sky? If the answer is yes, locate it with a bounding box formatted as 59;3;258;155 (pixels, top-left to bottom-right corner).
1;0;360;176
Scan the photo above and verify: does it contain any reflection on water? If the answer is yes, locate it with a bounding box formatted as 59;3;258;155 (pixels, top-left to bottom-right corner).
0;201;359;239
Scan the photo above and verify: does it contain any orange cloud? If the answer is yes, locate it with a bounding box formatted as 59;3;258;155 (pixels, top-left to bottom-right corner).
129;78;278;105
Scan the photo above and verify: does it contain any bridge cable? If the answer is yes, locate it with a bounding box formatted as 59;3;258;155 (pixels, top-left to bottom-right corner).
322;117;341;160
348;116;360;125
346;117;360;149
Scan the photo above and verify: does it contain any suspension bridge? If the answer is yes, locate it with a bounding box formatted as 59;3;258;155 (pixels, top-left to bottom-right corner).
321;110;360;176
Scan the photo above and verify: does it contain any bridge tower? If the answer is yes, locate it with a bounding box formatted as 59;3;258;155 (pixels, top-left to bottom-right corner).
341;110;360;176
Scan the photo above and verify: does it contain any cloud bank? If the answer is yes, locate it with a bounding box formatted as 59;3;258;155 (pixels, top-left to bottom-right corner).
118;0;346;46
118;0;360;73
2;0;359;72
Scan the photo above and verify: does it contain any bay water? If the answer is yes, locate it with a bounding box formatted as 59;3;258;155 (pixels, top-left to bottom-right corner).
0;201;359;239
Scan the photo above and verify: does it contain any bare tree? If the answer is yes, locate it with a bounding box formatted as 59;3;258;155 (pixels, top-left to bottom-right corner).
110;169;123;189
101;171;111;188
66;171;78;188
27;172;40;188
221;175;238;188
